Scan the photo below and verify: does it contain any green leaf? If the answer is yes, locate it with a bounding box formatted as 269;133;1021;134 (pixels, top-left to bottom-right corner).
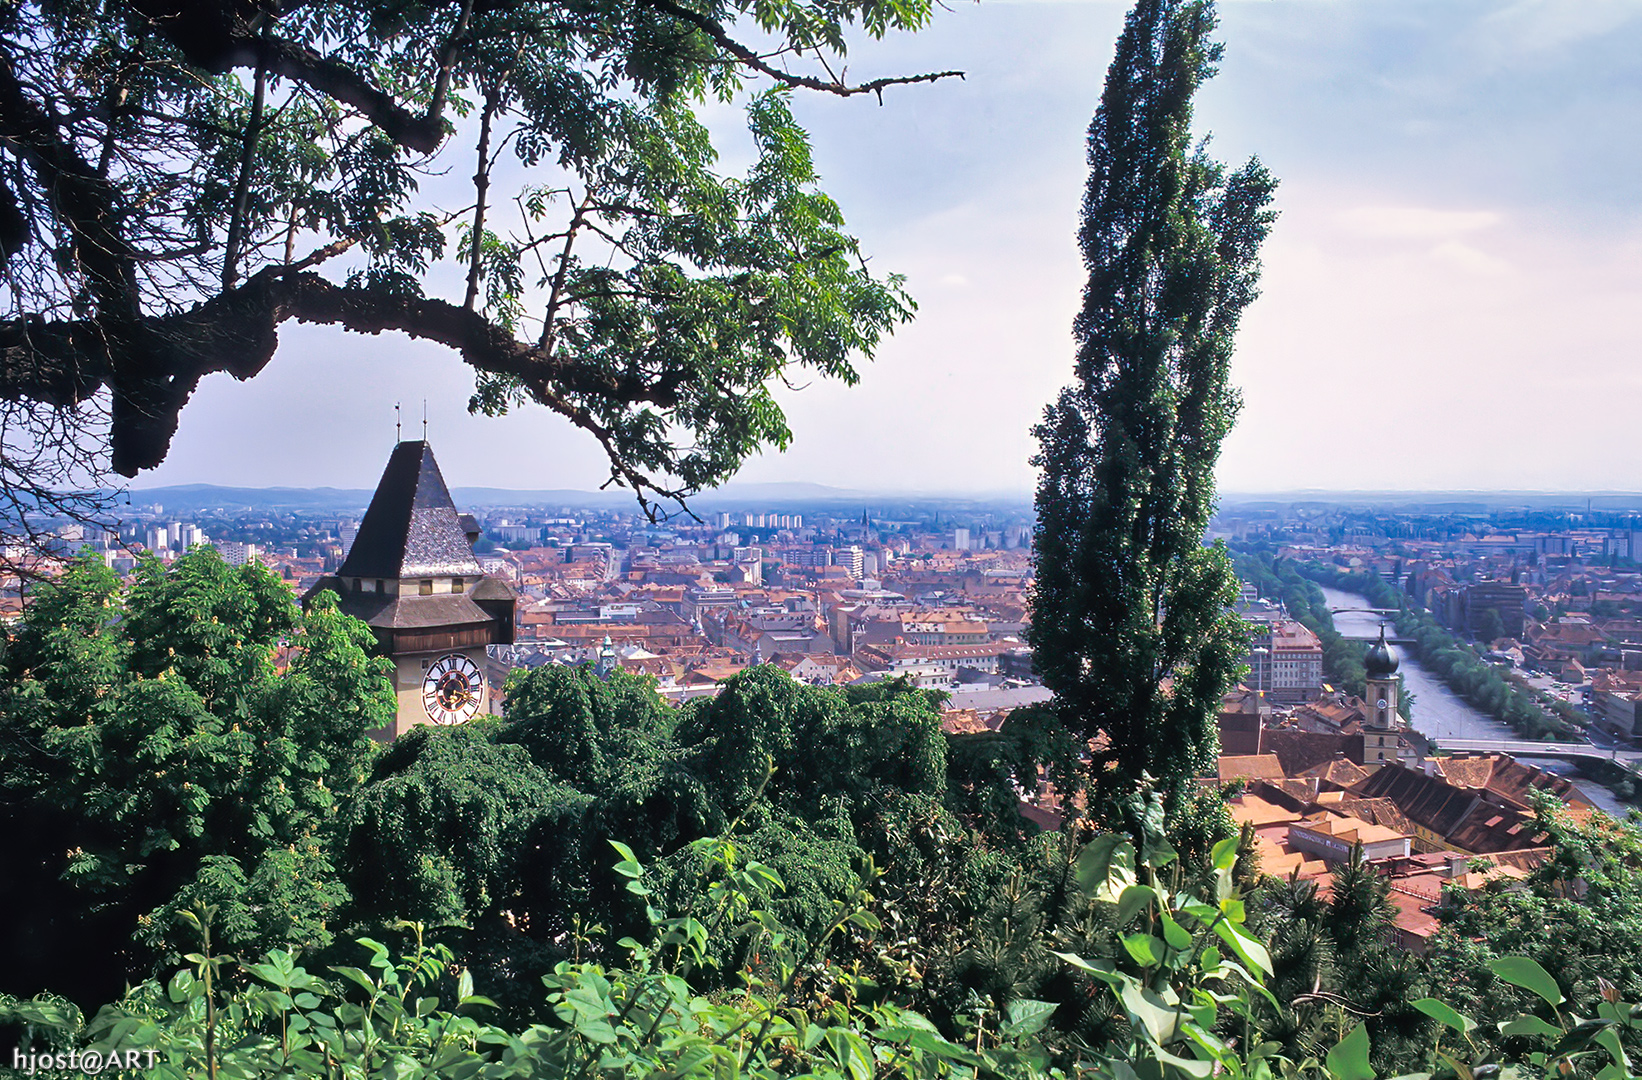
1500;1015;1561;1039
1156;1046;1215;1079
907;1030;983;1065
1489;957;1564;1008
1549;1017;1613;1057
1592;1026;1629;1071
1212;918;1273;977
1159;911;1192;951
1115;884;1157;926
1122;933;1164;967
1002;998;1057;1037
1075;834;1137;902
1118;981;1182;1045
1211;836;1240;871
1051;950;1122;985
330;966;379;994
1325;1022;1374;1080
1412;999;1476;1036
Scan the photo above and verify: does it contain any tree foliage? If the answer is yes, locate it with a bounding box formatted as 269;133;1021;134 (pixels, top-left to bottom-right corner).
1029;0;1276;810
1429;799;1642;1064
0;0;953;523
0;550;393;1006
9;825;1642;1080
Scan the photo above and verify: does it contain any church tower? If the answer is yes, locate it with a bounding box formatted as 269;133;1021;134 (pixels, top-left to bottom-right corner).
1362;624;1403;766
306;441;516;739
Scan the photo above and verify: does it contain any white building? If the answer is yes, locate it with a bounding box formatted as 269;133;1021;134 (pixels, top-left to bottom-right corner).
215;541;261;567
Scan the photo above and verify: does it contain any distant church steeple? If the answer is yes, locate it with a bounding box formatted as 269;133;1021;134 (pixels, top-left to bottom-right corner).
1362;624;1403;766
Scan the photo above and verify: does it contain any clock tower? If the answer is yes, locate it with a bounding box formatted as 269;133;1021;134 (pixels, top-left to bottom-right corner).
1362;624;1403;766
306;440;516;739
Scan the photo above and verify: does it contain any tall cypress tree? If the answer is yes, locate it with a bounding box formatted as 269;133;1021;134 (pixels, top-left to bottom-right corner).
1030;0;1276;813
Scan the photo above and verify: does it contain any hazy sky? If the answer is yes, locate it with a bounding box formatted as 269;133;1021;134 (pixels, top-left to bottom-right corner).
141;0;1642;496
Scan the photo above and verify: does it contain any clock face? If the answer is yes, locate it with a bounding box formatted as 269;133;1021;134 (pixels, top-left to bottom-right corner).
422;653;483;725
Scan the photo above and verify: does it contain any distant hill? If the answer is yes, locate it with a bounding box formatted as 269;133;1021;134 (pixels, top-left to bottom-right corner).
1218;490;1642;513
124;485;377;512
125;481;1033;514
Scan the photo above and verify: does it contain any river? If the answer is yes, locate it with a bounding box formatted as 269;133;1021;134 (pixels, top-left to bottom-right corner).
1315;586;1625;818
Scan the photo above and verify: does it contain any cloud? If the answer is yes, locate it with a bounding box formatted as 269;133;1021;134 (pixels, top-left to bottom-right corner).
1428;240;1512;276
1336;206;1503;240
1477;0;1642;61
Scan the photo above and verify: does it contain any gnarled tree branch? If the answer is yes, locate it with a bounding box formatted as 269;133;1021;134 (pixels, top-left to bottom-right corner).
0;267;686;482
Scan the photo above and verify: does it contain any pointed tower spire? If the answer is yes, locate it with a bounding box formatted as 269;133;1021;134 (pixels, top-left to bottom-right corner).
339;441;483;579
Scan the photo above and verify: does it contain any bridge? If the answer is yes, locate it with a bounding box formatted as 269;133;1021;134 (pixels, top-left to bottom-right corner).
1432;737;1642;769
1326;608;1416;644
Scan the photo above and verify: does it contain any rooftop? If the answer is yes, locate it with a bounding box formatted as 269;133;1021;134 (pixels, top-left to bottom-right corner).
338;441;484;580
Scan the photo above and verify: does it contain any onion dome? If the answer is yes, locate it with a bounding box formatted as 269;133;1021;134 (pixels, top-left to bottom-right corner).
1364;624;1399;677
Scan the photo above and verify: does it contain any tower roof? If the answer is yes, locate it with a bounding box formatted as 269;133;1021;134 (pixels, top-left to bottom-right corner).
339;441;484;579
1364;624;1400;678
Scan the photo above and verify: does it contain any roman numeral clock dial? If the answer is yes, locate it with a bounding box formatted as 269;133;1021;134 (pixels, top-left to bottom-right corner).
422;653;483;725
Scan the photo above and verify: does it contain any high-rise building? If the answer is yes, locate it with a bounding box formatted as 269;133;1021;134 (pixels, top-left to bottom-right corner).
174;523;205;550
215;541;259;566
834;545;865;577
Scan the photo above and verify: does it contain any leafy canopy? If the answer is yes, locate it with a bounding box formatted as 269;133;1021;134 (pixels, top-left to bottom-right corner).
0;550;393;1006
0;0;955;519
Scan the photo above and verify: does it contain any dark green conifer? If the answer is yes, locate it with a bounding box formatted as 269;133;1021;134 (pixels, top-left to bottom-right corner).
1030;0;1277;811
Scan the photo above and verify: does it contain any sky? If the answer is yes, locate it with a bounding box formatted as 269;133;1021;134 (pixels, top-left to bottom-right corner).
140;0;1642;497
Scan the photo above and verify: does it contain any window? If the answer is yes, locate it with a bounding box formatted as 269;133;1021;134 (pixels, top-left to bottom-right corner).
376;579;385;594
420;579;433;595
452;577;464;592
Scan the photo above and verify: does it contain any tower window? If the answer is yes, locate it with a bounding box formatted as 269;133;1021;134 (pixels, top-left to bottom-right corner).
420;579;433;595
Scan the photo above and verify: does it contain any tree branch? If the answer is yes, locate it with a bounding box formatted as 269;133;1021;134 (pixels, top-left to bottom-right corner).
540;191;595;351
464;88;500;312
629;0;965;98
221;23;270;289
0;267;686;478
127;0;463;155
